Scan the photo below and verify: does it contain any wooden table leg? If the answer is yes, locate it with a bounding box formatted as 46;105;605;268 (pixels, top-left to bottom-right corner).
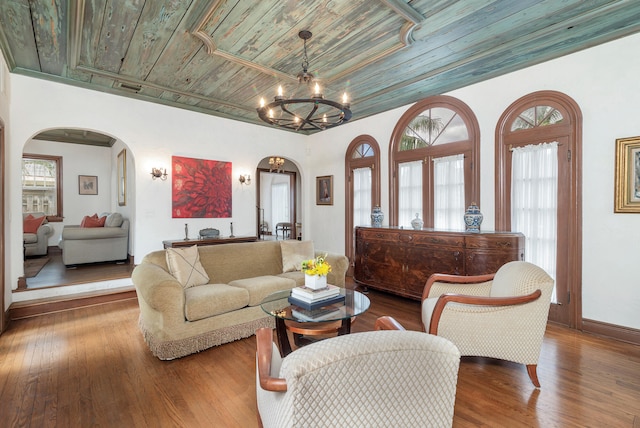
337;318;351;336
275;318;292;357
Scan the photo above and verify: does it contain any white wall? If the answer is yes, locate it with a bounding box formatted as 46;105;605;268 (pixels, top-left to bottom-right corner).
3;32;640;330
5;76;305;303
307;33;640;330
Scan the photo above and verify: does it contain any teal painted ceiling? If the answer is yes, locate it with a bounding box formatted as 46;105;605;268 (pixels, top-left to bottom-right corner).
1;0;640;134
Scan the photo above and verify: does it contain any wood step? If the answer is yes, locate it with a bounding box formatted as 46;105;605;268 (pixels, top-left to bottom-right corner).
9;286;137;320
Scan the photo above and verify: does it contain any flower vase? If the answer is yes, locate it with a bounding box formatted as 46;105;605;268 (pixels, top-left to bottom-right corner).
464;203;483;233
371;206;384;228
411;213;423;230
305;274;327;290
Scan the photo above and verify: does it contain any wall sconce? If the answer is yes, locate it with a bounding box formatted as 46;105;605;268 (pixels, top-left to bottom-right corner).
239;174;251;185
151;168;168;181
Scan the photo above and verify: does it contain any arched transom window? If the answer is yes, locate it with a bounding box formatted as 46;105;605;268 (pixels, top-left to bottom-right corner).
390;96;479;229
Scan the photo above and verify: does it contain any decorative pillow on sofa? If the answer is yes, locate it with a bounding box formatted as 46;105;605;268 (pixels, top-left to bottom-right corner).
80;214;106;228
104;212;124;227
23;214;46;234
166;245;210;288
280;240;314;273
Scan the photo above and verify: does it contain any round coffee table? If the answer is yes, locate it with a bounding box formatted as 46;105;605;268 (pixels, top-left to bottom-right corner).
261;288;370;356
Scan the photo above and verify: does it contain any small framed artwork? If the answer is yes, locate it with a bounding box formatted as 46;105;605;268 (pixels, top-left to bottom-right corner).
316;175;333;205
614;136;640;213
117;149;127;206
78;175;98;195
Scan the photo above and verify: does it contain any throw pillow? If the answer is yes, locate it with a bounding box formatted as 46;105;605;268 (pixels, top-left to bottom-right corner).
81;214;106;228
104;212;124;227
166;245;210;288
280;240;314;273
23;214;46;234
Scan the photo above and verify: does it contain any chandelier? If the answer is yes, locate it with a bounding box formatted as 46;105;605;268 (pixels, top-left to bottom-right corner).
269;157;285;173
257;30;352;132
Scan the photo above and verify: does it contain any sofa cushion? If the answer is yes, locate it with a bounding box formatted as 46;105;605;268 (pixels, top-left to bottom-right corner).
278;271;306;287
23;214;46;233
280;240;314;273
228;275;297;306
184;284;249;322
166;245;210;288
104;212;124;227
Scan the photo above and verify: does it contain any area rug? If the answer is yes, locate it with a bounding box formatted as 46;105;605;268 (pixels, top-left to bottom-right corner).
24;257;49;278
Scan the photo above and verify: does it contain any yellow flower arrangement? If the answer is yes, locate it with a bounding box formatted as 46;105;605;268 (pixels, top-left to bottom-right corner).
302;255;332;277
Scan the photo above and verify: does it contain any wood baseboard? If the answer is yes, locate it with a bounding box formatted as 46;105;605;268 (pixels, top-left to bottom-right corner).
9;287;137;320
582;318;640;346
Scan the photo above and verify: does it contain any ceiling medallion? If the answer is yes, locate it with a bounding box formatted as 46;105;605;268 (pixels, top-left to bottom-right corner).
257;30;352;132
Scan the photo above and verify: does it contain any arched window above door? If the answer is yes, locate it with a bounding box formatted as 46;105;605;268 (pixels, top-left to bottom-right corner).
389;95;480;228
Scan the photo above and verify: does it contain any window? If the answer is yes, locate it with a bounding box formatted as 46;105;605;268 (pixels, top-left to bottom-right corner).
22;154;63;221
496;90;582;327
345;136;380;271
390;96;479;228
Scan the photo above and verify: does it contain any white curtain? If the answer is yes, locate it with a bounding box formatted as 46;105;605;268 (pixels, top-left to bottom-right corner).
511;142;558;301
353;167;372;226
398;160;423;228
433;154;465;230
271;182;290;224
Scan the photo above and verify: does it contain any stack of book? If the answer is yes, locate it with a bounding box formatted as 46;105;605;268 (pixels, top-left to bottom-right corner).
288;284;344;310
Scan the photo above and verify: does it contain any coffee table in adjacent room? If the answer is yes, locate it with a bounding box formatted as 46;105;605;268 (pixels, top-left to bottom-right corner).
260;288;371;356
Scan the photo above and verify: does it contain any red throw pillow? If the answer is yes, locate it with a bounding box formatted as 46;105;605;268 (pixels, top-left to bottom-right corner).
24;215;46;234
80;214;106;228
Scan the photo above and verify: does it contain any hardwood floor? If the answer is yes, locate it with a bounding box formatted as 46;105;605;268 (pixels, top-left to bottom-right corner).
23;247;135;289
1;285;639;427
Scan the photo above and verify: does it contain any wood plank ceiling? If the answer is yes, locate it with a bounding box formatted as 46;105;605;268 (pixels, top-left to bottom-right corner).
1;0;640;134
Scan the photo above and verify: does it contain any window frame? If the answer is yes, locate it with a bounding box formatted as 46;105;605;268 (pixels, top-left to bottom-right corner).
389;95;480;227
22;153;63;222
345;135;380;273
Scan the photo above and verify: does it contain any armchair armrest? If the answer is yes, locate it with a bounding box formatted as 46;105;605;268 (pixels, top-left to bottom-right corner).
429;289;543;335
256;328;287;392
422;273;495;302
374;316;406;331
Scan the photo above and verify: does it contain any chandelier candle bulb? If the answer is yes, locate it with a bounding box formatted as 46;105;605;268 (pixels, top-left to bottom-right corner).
259;97;265;107
276;86;284;100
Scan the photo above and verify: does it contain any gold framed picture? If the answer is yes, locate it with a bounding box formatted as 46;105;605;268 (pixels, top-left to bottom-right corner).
316;175;333;205
614;136;640;213
117;149;127;206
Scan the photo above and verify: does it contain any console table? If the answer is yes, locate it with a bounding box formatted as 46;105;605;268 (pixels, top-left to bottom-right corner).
354;227;525;300
163;236;257;249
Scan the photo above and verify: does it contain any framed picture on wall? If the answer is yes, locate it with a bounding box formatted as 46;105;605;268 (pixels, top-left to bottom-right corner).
316;175;333;205
78;175;98;195
117;149;127;206
614;136;640;213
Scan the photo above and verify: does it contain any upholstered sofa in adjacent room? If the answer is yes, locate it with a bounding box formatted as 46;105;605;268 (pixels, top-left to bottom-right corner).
132;240;349;360
58;212;129;266
23;212;53;256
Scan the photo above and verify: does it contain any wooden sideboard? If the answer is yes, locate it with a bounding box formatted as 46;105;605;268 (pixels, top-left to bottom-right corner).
354;227;525;300
163;236;257;249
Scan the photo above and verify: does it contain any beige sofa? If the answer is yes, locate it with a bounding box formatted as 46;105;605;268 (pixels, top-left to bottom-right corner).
23;212;53;256
132;240;349;360
58;212;129;266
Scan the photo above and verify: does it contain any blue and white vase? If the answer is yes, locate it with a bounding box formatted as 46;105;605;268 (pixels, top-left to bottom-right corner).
371;206;384;228
464;203;483;233
411;213;423;230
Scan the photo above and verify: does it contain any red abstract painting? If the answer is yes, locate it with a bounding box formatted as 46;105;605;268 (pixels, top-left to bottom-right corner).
172;156;232;218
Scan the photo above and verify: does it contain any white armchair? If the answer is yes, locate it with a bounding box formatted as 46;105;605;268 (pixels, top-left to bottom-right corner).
256;317;460;428
421;261;554;387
